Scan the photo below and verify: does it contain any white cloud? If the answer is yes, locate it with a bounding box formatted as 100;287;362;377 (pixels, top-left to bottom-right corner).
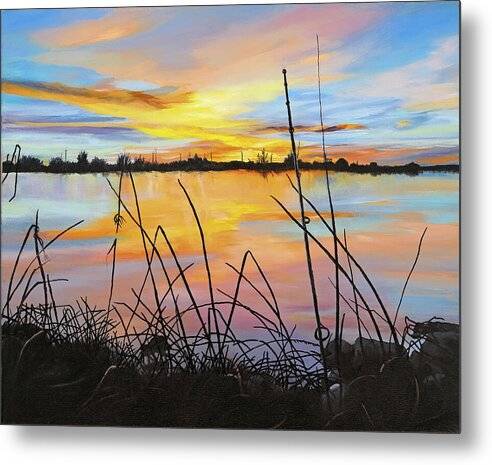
356;35;459;111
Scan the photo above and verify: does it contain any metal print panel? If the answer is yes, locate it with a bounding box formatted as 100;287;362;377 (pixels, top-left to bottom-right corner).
0;1;460;432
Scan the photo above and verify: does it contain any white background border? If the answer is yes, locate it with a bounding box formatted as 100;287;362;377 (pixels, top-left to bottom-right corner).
1;0;490;463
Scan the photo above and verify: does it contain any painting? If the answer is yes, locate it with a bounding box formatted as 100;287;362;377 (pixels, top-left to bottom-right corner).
0;1;460;432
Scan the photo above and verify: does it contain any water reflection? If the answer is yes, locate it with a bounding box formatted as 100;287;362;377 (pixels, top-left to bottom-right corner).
1;170;459;339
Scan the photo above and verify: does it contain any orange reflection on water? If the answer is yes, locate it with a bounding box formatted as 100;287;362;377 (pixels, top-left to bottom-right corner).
3;170;459;339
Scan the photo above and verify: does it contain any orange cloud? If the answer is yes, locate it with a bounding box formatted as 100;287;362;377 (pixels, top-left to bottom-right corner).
414;154;458;165
2;80;192;110
2;79;283;160
251;123;366;135
32;8;160;48
324;123;367;132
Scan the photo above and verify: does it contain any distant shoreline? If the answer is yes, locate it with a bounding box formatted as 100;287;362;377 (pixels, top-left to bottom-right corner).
2;158;459;176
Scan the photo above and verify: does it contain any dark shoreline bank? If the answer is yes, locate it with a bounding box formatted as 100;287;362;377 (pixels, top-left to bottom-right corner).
2;158;459;176
1;319;459;431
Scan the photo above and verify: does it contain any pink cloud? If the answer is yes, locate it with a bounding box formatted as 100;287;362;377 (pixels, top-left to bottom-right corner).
32;8;165;48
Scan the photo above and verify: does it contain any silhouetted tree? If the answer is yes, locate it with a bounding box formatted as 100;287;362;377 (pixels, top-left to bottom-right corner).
49;157;65;171
404;162;420;174
283;152;295;166
90;156;108;170
335;157;349;170
77;150;89;166
116;153;131;169
18;156;43;171
256;148;269;164
133;156;148;170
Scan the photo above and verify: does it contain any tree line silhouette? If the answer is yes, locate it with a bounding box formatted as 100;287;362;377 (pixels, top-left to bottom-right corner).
1;149;459;175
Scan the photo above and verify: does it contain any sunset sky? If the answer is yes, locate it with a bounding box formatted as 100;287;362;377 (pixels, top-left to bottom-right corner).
1;2;459;164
